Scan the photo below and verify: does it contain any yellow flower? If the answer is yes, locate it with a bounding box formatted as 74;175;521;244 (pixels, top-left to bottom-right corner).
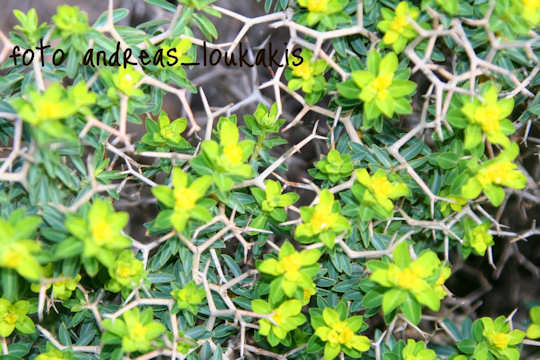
354;169;410;219
474;102;503;133
279;253;302;281
272;308;284;325
390;14;409;33
377;2;420;52
314;308;371;359
174;187;199;210
223;143;244;164
91;220;112;245
310;207;338;233
370;173;392;197
459;84;514;149
307;0;328;12
477;161;516;186
291;59;314;79
491;332;510;349
257;241;321;297
372;73;393;100
327;321;354;345
521;0;540;25
396;267;422;290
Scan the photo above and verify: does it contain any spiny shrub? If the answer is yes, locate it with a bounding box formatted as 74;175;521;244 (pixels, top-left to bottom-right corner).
0;0;538;359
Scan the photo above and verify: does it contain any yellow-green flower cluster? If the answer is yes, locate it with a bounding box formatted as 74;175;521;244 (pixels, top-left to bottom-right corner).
368;241;450;324
102;307;165;353
297;0;350;29
377;2;420;53
338;50;416;123
463;219;494;257
452;84;515;150
402;339;440;360
0;210;42;281
140;111;190;149
311;149;354;184
480;316;524;359
251;299;306;346
65;199;131;274
171;281;206;315
152;167;212;232
110;66;144;98
287;49;328;104
52;5;89;37
11;82;96;138
250;180;299;230
461;143;527;206
106;250;146;293
0;298;34;337
195;116;255;190
257;241;320;301
313;308;370;360
295;189;350;248
352;169;409;220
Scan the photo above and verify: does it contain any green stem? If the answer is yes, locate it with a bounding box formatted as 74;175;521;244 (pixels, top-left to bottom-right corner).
1;269;18;302
251;135;265;162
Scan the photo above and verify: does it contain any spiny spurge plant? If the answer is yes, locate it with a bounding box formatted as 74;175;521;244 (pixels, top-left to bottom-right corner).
488;0;540;38
11;82;96;139
192;115;254;191
35;344;76;360
108;66;144;98
296;0;350;29
139;111;190;151
106;250;146;294
12;8;47;45
448;84;515;151
0;0;537;359
52;5;89;38
244;102;284;137
402;339;440;360
477;316;525;360
171;281;206;315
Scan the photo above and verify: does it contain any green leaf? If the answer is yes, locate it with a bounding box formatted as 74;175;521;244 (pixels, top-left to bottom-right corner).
401;295;421;325
392;241;410;268
55;238;84;259
337;80;360;99
383;289;406;314
143;0;177;12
